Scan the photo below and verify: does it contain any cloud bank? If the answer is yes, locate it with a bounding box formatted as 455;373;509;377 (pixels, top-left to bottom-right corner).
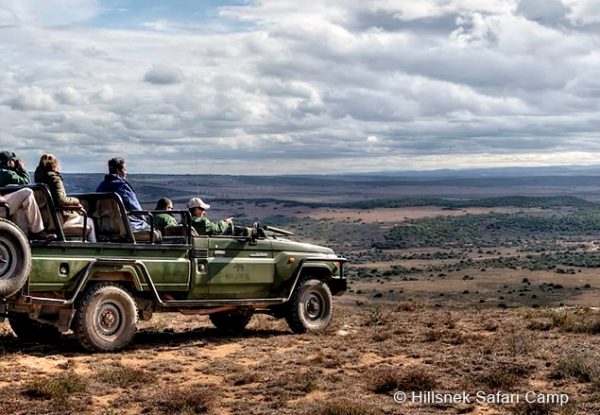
0;0;599;174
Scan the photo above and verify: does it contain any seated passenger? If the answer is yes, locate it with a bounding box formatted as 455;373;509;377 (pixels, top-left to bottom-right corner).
154;197;177;233
0;151;56;240
34;154;96;242
96;157;150;231
187;197;233;236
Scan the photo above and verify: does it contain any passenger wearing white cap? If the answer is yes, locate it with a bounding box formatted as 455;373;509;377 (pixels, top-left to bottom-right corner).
187;197;233;235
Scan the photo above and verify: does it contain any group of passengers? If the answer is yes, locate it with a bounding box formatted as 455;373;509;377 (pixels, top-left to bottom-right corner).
0;151;233;242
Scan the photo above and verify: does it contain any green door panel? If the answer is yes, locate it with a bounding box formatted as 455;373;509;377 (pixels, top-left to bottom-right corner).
29;244;191;292
207;237;275;299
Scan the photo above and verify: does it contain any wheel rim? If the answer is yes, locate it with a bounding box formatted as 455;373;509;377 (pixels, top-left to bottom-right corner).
303;292;324;321
0;235;17;282
95;302;122;336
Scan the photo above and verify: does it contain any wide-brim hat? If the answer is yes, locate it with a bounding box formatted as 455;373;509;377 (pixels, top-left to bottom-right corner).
187;197;210;210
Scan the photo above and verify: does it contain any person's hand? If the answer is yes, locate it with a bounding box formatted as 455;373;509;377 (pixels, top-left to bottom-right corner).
0;196;6;203
6;160;14;169
16;159;25;169
225;217;234;224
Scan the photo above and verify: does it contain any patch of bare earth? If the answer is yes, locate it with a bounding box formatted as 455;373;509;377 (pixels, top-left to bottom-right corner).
1;303;599;414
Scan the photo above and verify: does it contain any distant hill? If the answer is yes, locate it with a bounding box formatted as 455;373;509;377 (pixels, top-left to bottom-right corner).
58;171;600;208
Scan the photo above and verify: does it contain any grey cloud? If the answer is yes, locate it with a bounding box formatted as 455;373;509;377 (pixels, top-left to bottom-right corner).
517;0;569;26
143;65;184;85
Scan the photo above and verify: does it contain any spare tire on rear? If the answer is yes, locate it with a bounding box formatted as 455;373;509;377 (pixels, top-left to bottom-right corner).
0;218;31;298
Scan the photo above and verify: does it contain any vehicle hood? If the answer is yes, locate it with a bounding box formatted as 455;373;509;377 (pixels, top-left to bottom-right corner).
270;238;335;255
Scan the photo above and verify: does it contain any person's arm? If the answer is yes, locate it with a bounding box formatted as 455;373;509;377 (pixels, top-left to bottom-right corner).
14;160;31;184
118;182;143;211
203;217;228;235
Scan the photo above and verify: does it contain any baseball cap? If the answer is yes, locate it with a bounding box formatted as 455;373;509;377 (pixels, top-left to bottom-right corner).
187;197;210;210
0;151;17;164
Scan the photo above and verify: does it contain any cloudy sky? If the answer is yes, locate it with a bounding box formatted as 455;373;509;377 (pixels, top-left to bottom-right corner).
1;0;600;174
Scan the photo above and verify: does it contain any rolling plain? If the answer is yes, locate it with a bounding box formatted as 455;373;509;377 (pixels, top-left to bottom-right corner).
1;170;600;414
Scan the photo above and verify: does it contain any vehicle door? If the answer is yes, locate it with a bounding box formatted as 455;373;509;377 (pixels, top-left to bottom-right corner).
206;235;274;299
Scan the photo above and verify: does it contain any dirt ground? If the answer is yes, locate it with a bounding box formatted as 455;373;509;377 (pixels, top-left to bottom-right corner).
1;205;600;414
1;295;599;414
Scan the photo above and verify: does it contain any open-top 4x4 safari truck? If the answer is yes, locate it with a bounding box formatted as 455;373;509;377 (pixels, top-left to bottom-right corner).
0;184;346;351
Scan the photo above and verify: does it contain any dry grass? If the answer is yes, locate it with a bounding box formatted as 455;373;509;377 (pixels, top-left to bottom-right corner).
308;400;379;415
1;303;599;414
144;384;215;415
551;351;600;385
369;365;438;393
94;363;157;388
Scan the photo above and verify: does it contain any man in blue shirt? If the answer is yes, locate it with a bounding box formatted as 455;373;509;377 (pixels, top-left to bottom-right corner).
96;157;149;231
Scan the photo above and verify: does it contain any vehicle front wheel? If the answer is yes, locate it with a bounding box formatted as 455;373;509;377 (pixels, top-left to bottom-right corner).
73;283;138;352
9;313;61;343
209;310;253;333
285;278;333;334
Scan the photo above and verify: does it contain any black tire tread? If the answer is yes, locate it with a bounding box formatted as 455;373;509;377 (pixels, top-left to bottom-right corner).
285;278;333;334
73;282;138;352
209;310;253;333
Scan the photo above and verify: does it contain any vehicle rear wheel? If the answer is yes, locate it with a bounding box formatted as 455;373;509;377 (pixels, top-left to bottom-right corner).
209;310;253;333
9;313;61;343
73;283;138;352
0;218;31;298
285;278;333;334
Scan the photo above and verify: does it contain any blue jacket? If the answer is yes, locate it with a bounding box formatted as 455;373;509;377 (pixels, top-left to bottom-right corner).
97;174;147;230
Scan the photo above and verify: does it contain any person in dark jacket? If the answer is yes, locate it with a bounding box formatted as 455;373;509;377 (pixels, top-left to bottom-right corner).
0;151;30;186
154;197;177;233
35;153;96;242
96;157;149;231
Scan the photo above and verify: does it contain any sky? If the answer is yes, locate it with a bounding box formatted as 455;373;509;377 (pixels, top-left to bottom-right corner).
1;0;600;174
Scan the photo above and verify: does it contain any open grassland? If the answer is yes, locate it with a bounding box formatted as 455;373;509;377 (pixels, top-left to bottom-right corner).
1;304;600;415
3;194;600;414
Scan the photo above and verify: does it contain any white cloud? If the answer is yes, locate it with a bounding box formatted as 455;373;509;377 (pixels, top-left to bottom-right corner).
54;86;86;106
0;1;599;174
563;0;600;25
5;86;55;111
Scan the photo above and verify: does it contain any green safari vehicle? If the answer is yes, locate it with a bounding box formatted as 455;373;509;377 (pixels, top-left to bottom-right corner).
0;185;347;351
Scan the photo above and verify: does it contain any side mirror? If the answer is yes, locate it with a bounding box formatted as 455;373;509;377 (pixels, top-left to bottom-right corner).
251;222;260;245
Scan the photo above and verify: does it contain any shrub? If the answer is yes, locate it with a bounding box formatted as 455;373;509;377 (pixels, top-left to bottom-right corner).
370;366;437;394
476;363;530;390
23;371;87;402
145;384;214;415
551;351;600;384
95;365;156;388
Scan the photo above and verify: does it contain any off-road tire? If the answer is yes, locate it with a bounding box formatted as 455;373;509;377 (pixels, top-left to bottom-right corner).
73;283;138;352
285;278;333;334
9;313;61;343
209;310;253;333
0;218;31;298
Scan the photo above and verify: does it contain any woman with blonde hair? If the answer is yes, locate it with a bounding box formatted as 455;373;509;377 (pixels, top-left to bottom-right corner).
34;153;96;242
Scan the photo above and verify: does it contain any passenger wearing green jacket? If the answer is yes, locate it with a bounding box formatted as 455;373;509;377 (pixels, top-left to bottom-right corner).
154;197;177;233
0;151;30;186
187;197;233;236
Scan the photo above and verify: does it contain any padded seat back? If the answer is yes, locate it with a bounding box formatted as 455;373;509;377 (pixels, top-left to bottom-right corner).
94;198;128;240
32;187;56;232
133;230;161;243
